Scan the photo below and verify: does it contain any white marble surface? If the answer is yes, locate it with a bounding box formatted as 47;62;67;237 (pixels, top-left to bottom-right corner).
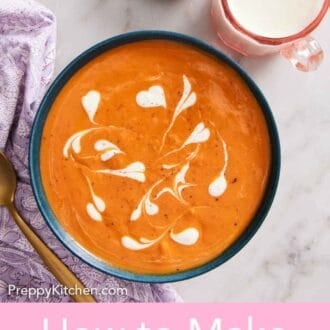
38;0;330;302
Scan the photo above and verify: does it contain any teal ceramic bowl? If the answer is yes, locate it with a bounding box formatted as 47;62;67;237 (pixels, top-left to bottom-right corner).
29;31;280;283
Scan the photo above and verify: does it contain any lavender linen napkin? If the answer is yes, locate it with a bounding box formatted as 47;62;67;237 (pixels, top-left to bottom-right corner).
0;0;181;303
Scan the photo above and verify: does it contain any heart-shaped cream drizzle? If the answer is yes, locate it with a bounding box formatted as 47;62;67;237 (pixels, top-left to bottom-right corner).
208;136;229;197
95;161;146;182
183;122;210;146
94;139;124;162
170;227;199;246
136;85;166;109
82;90;101;123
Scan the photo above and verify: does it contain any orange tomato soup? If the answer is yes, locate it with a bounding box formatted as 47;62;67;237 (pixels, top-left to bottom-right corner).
41;40;271;274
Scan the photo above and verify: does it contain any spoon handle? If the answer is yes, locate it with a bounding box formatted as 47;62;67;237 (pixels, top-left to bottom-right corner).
7;203;96;303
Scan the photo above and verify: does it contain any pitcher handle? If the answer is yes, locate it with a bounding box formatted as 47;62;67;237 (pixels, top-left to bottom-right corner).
281;36;324;72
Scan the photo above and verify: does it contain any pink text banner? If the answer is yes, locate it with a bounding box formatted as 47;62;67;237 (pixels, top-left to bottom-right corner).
1;303;330;330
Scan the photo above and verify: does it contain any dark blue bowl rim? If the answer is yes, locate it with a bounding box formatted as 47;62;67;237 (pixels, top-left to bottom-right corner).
29;30;281;283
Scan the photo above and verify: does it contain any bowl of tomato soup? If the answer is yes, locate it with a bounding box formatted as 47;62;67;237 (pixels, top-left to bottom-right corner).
29;31;280;282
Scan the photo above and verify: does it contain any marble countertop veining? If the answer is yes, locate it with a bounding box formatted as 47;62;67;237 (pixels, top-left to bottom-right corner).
37;0;330;302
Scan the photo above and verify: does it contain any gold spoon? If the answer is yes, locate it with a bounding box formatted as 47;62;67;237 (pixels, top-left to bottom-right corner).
0;151;96;302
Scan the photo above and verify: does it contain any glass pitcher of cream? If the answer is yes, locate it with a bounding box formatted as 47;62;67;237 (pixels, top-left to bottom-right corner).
211;0;329;71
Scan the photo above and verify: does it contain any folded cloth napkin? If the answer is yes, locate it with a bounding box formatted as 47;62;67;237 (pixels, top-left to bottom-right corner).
0;0;181;303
